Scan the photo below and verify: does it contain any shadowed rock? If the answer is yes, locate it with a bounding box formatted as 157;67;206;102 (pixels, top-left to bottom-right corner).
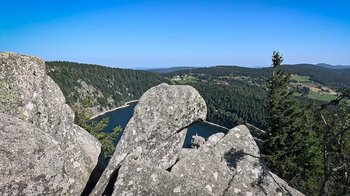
0;52;101;195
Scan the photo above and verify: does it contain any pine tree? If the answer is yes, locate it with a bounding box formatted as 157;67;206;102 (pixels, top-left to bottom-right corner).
75;98;121;157
316;89;350;196
264;51;322;194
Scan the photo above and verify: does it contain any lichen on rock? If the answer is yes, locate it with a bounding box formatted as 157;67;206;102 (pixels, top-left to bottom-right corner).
0;52;101;195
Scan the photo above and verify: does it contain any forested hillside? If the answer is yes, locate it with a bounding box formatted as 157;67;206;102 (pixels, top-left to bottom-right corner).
48;61;350;131
47;61;169;116
175;80;268;129
166;66;270;129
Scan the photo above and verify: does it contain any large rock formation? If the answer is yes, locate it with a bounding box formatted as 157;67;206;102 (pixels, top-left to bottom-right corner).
1;52;303;195
91;83;207;195
0;53;101;195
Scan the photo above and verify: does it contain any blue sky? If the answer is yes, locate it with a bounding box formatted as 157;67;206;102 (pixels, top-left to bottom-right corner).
1;0;350;68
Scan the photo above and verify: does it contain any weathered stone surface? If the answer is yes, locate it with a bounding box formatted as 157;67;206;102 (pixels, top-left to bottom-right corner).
91;83;207;195
179;148;195;160
0;113;66;195
112;158;213;196
207;132;225;144
0;52;101;195
171;125;304;196
201;132;225;151
178;133;225;165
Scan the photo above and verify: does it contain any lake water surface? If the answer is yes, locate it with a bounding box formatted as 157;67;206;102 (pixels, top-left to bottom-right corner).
92;101;228;147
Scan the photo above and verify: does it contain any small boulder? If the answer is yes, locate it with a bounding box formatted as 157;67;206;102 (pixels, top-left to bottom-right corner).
191;134;205;149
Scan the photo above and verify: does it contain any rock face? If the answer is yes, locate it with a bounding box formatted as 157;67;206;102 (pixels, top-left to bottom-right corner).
91;83;207;195
0;53;101;195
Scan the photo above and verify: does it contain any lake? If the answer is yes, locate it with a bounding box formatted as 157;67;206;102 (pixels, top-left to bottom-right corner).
92;101;229;147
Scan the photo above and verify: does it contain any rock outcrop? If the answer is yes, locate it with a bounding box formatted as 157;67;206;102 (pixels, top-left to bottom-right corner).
1;53;303;196
91;83;207;195
0;53;101;195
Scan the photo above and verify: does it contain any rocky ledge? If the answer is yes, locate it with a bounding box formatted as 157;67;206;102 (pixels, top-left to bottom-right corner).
0;53;303;195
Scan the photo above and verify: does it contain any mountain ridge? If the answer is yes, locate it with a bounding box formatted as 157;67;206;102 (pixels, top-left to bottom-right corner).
145;63;350;74
316;63;350;69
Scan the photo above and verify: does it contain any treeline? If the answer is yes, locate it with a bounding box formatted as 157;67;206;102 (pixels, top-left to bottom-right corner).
264;51;350;195
171;65;271;78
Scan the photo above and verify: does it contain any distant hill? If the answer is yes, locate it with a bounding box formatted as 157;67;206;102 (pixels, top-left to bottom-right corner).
315;63;350;70
167;65;271;78
146;66;202;73
167;64;350;89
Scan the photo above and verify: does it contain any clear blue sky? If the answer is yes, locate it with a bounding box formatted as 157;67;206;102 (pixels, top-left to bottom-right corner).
1;0;349;68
